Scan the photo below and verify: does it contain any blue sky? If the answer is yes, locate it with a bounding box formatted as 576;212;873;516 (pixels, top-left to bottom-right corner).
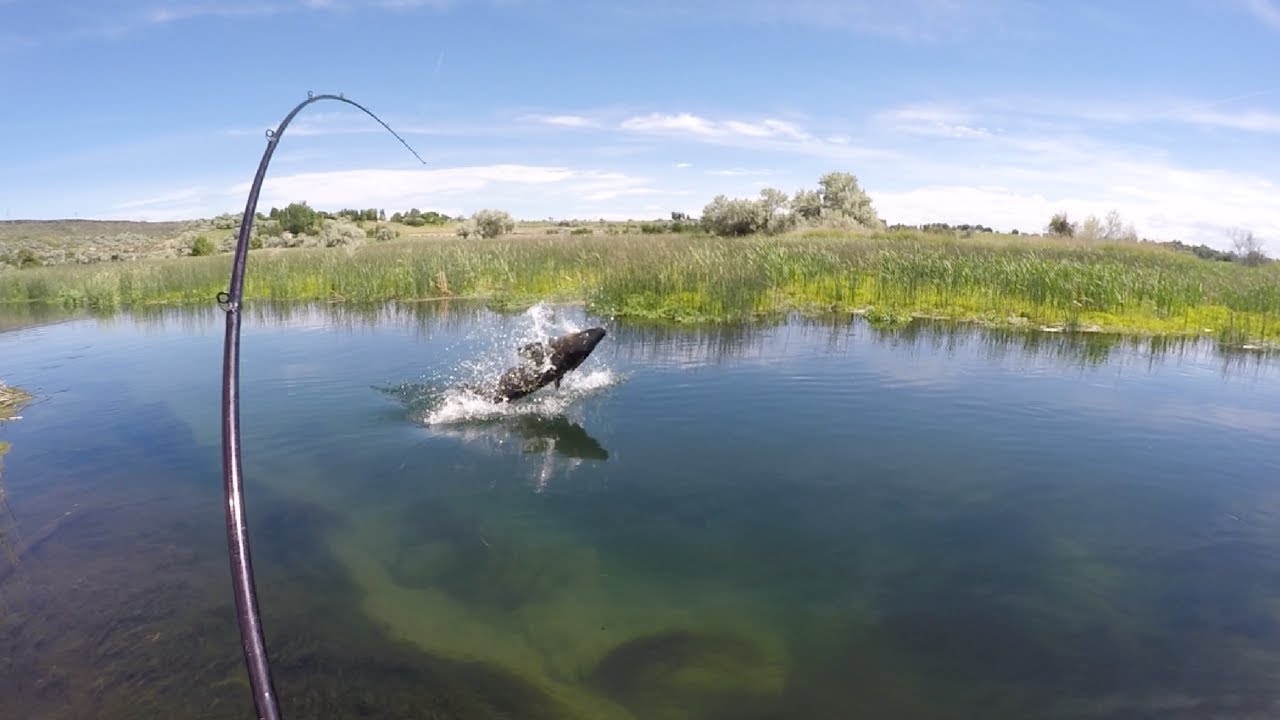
3;0;1279;251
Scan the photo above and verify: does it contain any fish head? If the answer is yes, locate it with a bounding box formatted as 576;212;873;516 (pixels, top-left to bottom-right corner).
549;327;607;372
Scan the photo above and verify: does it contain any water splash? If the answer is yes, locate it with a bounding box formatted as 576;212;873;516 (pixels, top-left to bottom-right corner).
379;303;621;427
424;368;617;425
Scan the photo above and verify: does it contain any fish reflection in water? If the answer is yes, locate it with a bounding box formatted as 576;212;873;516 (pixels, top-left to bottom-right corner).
433;414;610;491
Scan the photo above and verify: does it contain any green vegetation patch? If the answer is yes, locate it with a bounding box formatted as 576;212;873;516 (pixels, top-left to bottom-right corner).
2;231;1279;345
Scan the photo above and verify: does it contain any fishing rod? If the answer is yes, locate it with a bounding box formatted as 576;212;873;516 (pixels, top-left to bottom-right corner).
218;92;425;720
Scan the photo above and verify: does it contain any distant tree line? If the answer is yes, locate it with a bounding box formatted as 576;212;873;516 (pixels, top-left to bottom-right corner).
1047;210;1270;266
260;204;459;233
1149;230;1270;266
888;222;996;234
389;208;452;227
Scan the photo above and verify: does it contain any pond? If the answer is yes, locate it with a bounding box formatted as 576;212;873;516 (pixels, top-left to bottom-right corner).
2;301;1279;720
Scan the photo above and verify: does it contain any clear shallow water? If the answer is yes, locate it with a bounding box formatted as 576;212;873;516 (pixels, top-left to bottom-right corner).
2;301;1280;719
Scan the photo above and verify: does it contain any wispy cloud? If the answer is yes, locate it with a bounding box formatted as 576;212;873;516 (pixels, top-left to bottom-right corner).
620;113;810;141
8;0;460;46
876;104;993;139
114;187;205;210
616;111;893;162
521;114;600;129
1178;108;1280;134
923;93;1280;135
1241;0;1280;29
145;3;284;25
599;0;1003;43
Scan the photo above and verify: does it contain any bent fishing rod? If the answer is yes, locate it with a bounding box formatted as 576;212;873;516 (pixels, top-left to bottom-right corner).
218;92;424;720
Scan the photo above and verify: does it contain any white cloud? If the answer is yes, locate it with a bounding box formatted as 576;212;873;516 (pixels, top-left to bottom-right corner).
723;119;811;141
870;158;1280;254
66;92;1280;254
521;114;600;128
622;112;723;137
621;113;811;141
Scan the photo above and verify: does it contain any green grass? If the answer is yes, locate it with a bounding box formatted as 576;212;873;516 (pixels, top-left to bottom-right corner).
2;231;1278;345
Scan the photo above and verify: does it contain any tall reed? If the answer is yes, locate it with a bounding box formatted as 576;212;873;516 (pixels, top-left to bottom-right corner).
2;232;1277;343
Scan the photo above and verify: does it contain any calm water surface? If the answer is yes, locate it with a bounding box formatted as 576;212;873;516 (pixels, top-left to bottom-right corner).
2;301;1279;720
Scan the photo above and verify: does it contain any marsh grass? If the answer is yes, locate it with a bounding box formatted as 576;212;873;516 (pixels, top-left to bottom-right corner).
2;232;1279;343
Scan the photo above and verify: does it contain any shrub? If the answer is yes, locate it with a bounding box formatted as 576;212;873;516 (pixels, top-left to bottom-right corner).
16;248;41;268
1048;213;1075;237
317;219;366;248
190;235;216;256
211;213;240;230
457;209;515;239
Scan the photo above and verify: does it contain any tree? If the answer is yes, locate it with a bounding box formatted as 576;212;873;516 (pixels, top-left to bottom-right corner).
786;172;882;230
701;189;793;236
1047;212;1074;237
402;208;426;227
1100;210;1137;242
1079;210;1137;242
791;189;821;223
1230;228;1267;266
816;171;879;228
275;202;321;235
1078;215;1102;241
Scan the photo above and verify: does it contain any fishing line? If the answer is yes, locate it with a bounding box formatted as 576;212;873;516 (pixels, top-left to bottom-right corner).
218;92;425;720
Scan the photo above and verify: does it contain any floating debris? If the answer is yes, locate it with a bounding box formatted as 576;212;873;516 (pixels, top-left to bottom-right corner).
0;382;33;423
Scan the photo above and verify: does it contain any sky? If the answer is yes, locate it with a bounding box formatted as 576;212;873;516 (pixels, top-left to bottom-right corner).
2;0;1279;252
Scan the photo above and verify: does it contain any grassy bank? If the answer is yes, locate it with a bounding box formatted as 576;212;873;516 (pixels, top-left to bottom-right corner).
2;231;1278;344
